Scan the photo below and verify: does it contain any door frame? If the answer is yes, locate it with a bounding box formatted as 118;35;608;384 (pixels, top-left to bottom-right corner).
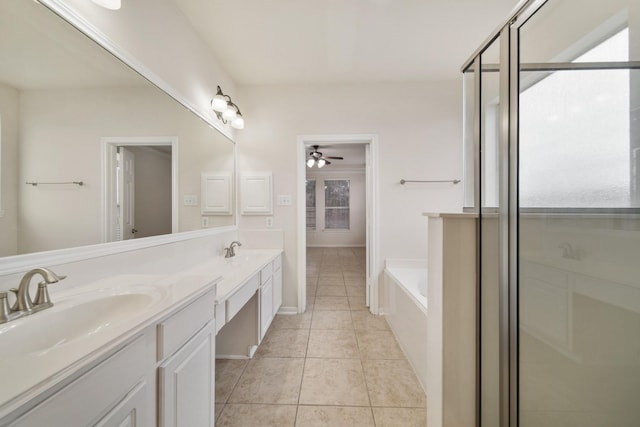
101;136;178;243
296;134;379;314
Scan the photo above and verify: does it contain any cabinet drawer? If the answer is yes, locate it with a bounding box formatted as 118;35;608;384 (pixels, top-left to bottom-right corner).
158;288;215;360
12;334;148;427
273;255;282;272
226;274;260;322
261;263;273;284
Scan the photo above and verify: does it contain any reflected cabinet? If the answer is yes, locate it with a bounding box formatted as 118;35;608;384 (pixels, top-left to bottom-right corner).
463;0;640;425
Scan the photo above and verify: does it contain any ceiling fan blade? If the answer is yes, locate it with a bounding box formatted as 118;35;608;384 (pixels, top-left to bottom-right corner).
324;160;332;165
324;156;343;160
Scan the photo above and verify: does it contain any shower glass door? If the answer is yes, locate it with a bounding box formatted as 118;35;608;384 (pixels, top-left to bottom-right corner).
517;0;640;425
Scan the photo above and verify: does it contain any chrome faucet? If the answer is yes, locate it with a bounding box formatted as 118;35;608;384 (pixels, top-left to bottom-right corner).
0;268;66;324
224;241;242;258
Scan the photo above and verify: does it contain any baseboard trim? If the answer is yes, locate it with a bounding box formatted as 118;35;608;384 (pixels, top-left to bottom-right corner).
277;306;299;315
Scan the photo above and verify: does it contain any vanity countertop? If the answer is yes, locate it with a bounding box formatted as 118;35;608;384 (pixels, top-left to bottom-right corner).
185;248;283;304
0;248;281;418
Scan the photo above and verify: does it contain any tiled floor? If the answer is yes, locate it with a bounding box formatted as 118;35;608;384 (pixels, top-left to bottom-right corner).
215;247;427;426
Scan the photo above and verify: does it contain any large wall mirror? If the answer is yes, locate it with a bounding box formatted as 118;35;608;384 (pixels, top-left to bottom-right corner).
0;0;235;258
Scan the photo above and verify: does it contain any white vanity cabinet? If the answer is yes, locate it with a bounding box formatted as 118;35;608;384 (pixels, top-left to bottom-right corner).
273;255;282;315
259;255;282;340
259;262;274;340
8;332;155;427
157;289;216;427
3;286;217;427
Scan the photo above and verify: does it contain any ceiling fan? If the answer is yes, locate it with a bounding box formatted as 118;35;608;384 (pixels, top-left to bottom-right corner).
306;145;343;168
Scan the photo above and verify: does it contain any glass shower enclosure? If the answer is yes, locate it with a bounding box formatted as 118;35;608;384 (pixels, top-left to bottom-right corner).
463;0;640;425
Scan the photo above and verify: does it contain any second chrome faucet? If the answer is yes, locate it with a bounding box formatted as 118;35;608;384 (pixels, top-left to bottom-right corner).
224;241;242;258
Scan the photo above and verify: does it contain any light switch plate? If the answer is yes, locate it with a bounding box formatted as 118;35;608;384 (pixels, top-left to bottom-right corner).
277;195;292;206
183;194;198;206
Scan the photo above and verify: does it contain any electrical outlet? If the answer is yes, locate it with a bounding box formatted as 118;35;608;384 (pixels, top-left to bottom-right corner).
201;216;209;228
266;217;274;228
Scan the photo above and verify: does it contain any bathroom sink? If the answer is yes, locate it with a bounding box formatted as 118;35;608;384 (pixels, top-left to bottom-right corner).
225;255;251;266
0;291;162;357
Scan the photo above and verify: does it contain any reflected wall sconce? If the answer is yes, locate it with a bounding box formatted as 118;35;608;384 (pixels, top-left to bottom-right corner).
91;0;121;10
211;86;245;130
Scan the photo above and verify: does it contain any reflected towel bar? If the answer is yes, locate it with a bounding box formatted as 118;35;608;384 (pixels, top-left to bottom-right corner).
400;179;460;185
26;181;84;186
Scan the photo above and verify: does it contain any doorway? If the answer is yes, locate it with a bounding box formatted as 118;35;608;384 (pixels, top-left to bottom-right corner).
297;134;378;314
102;136;178;243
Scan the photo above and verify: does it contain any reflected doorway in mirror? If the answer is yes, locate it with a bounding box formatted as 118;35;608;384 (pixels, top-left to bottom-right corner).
102;136;178;243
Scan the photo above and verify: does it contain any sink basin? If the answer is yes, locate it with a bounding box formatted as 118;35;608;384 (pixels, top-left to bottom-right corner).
225;255;251;266
0;291;162;357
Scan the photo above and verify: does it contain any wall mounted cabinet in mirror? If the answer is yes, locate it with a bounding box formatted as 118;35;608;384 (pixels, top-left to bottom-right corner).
0;0;235;257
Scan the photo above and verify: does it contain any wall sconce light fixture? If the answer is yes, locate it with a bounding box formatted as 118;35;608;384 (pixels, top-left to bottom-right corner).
91;0;122;10
211;86;245;130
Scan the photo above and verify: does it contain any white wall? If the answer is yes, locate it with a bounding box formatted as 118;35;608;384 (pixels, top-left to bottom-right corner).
0;83;19;256
237;81;464;308
306;170;366;247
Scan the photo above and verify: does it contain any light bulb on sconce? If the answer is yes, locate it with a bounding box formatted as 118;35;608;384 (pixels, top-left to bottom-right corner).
231;114;245;130
211;94;228;112
222;106;237;121
210;85;244;130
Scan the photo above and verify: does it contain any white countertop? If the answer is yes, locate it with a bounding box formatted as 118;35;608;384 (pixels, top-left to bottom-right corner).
0;248;282;418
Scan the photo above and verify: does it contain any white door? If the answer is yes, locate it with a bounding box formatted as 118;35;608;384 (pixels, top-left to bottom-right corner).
118;147;137;240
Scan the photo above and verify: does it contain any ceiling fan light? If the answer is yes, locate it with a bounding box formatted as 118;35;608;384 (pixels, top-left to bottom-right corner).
231;114;245;129
211;94;228;112
222;106;237;121
91;0;121;10
317;159;326;168
306;158;315;168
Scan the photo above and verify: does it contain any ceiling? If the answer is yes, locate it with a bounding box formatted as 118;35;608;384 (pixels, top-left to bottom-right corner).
173;0;519;85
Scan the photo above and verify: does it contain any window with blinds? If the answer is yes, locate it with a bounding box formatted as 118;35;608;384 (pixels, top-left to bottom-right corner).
306;179;316;230
324;179;350;230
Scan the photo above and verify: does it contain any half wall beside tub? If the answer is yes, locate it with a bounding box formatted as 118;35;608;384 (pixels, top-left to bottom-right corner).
425;213;477;427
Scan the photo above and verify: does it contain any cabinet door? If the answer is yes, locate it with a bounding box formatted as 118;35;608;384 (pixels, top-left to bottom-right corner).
260;278;273;340
273;264;282;315
273;257;282;316
95;381;148;427
240;173;273;215
158;322;215;427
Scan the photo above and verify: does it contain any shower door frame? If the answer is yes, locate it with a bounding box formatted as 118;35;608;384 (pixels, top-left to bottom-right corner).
465;0;640;425
463;1;553;426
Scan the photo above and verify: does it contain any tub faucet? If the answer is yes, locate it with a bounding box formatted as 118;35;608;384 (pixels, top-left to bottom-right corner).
224;241;242;258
